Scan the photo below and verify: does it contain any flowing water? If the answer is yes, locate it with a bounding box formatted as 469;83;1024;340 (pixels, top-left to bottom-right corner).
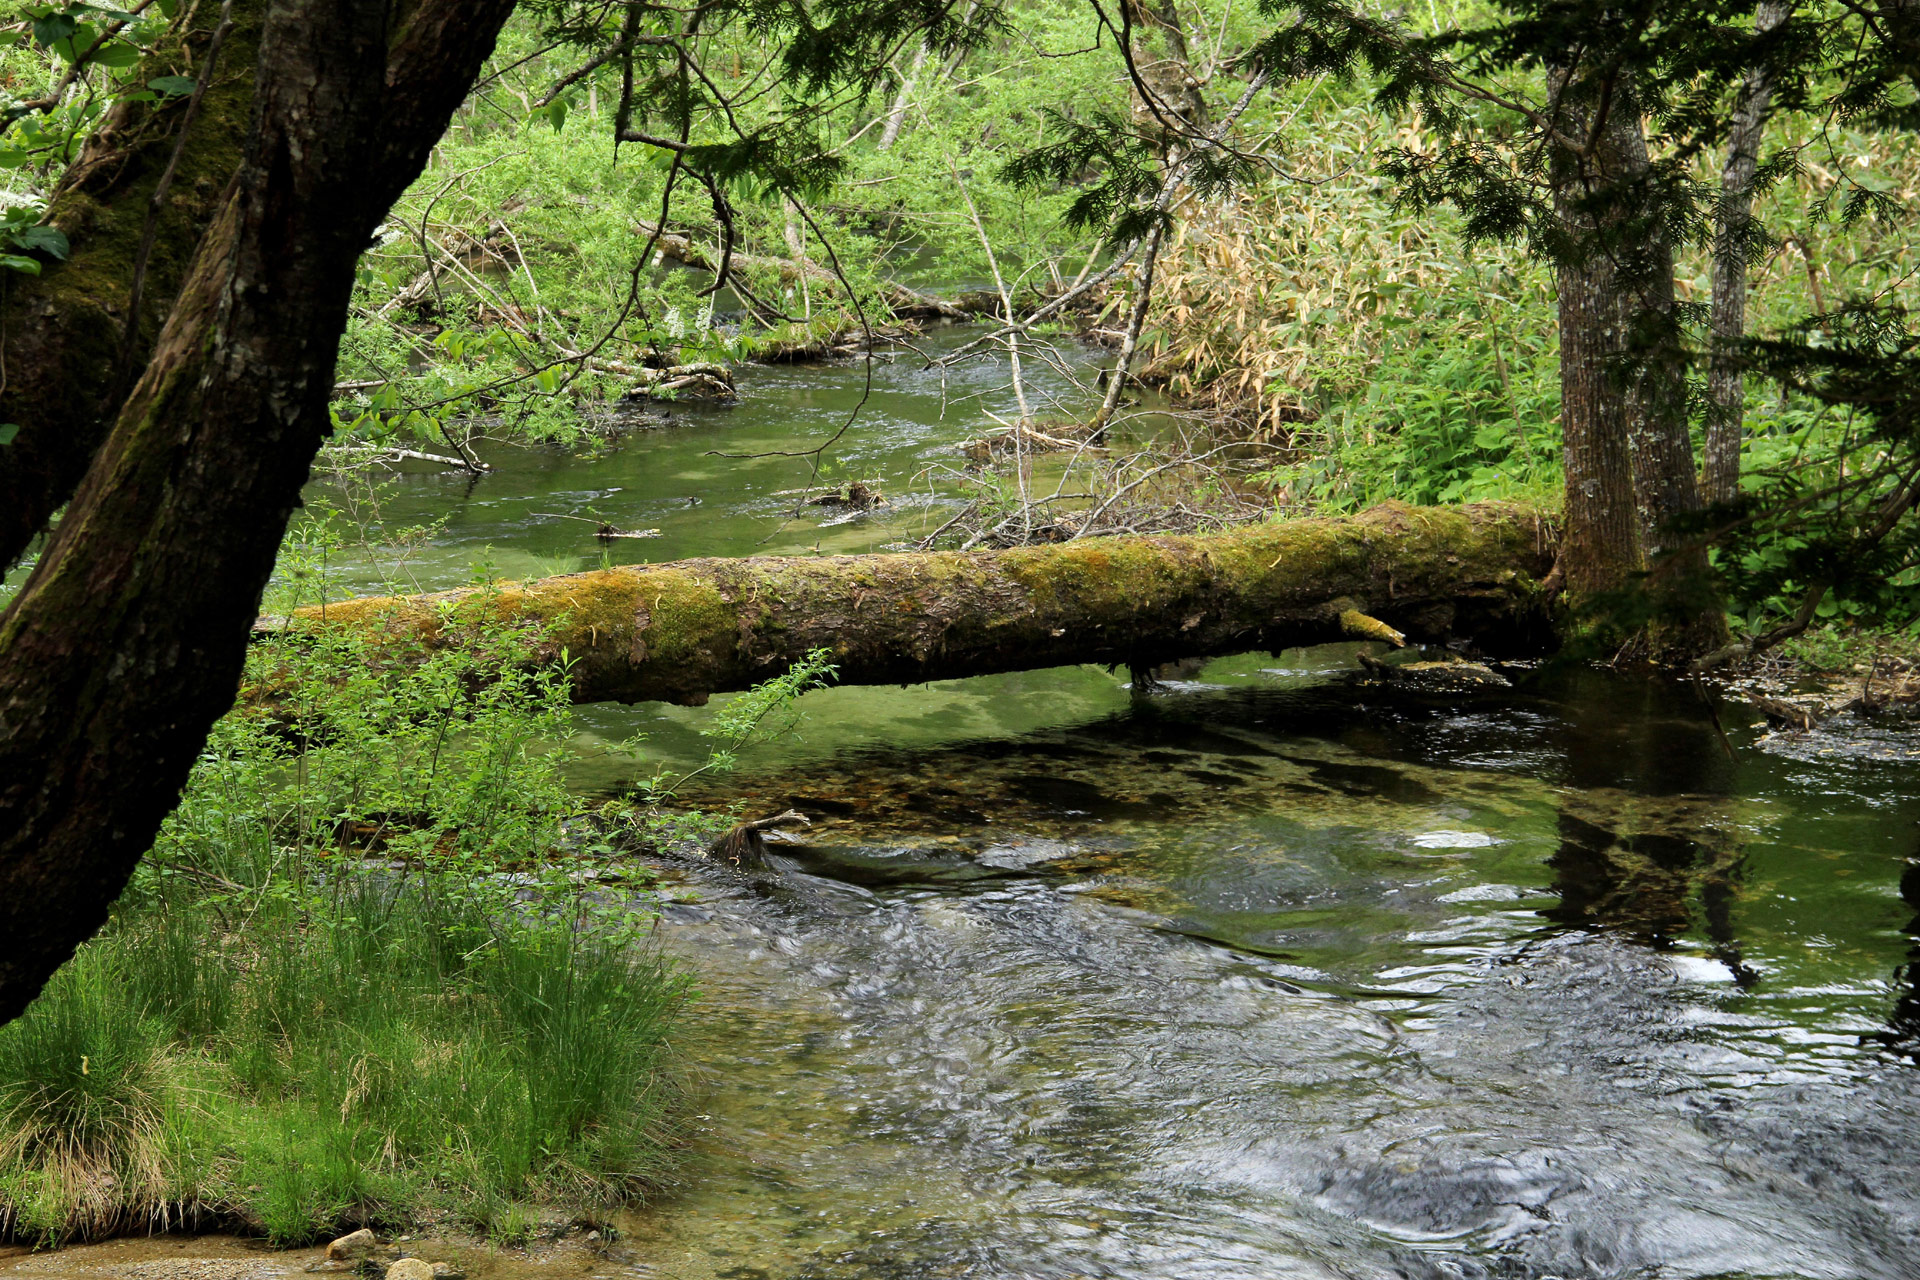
32;333;1920;1280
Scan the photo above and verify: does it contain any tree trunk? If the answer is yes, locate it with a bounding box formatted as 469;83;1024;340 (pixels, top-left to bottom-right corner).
1124;0;1207;134
282;501;1555;707
0;0;268;572
1549;81;1643;598
1705;0;1790;507
0;0;517;1026
875;44;926;152
1548;65;1709;633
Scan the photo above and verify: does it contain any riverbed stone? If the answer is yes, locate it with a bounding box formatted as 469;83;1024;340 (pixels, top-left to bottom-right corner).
386;1259;435;1280
326;1231;379;1264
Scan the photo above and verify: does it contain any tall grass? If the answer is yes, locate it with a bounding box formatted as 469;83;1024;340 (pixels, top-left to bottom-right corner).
0;559;689;1247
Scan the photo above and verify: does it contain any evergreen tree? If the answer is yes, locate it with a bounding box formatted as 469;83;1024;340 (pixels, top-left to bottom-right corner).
1255;0;1916;653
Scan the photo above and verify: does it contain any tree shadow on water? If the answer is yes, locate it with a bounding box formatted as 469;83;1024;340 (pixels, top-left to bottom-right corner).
1536;670;1759;986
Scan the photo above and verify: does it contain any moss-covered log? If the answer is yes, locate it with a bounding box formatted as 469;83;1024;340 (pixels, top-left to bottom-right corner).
296;502;1556;705
0;0;266;569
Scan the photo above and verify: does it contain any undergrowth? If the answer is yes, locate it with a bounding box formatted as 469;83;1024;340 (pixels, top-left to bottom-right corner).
0;530;692;1247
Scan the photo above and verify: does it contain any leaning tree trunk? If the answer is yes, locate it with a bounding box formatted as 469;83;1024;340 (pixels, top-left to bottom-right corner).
0;0;517;1026
0;0;267;571
279;502;1556;706
1705;0;1790;507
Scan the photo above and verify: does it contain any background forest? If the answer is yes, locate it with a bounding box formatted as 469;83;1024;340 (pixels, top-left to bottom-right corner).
5;0;1918;631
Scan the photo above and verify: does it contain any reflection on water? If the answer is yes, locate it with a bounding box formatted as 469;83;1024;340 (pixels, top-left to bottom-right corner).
290;337;1920;1278
612;665;1920;1280
1885;856;1920;1058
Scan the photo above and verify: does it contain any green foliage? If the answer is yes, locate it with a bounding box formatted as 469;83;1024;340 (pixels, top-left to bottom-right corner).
0;869;689;1246
0;534;689;1246
0;943;179;1244
1703;337;1920;640
0;197;65;274
643;647;838;799
1;0;193;168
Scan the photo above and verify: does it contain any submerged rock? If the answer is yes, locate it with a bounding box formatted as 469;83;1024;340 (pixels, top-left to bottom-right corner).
1351;651;1512;692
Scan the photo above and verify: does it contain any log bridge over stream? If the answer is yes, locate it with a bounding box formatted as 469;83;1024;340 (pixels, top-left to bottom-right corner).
284;502;1557;705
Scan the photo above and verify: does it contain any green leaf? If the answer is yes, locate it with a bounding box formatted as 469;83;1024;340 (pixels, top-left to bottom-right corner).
31;13;76;47
148;74;197;96
545;96;568;133
1471;423;1513;451
15;225;69;260
0;254;41;275
89;38;140;67
0;424;18;446
0;149;29;169
51;22;96;62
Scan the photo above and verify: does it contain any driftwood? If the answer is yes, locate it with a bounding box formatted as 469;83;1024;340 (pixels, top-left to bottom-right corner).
962;423;1106;462
621;361;736;401
1749;694;1819;732
277;502;1554;706
710;809;813;866
811;481;886;511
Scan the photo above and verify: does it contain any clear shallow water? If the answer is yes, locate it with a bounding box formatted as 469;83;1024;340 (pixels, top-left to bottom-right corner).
301;338;1920;1279
618;669;1920;1280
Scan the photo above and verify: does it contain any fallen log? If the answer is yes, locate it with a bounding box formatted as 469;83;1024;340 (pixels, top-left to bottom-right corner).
285;501;1555;705
620;361;737;401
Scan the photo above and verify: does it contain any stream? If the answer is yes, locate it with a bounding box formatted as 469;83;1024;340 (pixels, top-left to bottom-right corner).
20;332;1920;1280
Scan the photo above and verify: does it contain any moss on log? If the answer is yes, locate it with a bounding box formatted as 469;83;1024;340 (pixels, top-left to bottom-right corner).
293;502;1556;705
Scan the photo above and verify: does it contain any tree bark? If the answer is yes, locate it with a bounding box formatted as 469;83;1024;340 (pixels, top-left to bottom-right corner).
282;501;1556;707
1124;0;1208;134
875;43;926;152
0;0;517;1026
0;0;268;571
1549;81;1644;599
1705;0;1790;507
1548;64;1708;623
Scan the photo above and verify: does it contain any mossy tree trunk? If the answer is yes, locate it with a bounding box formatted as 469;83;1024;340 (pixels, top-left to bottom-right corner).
0;0;517;1025
1549;69;1662;599
0;0;268;571
291;502;1557;707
